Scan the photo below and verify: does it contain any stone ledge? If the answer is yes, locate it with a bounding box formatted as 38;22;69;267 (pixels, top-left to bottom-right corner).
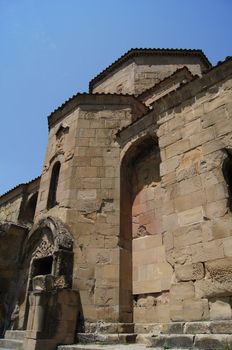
135;322;184;334
194;334;229;349
137;334;194;348
84;322;134;334
58;345;148;350
0;338;23;350
135;320;232;334
77;333;136;345
4;330;26;341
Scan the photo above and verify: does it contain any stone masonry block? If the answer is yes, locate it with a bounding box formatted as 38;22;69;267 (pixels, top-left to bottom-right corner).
178;175;202;196
159;130;182;148
211;217;232;240
132;234;162;252
183;298;209;321
210;300;232;320
223;237;232;257
178;206;204;226
194;334;228;349
189;127;215;148
170;282;195;302
191;239;224;263
205;199;228;220
201;107;226;128
206;257;232;283
175;262;204;282
184;321;211;334
160;156;180;176
170;303;184;321
173;224;203;249
205;182;228;203
174;190;206;212
195;279;232;299
215;118;232;137
165;139;190;159
181;118;202;138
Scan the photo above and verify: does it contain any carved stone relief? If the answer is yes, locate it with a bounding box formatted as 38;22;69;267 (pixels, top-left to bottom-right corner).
32;235;54;259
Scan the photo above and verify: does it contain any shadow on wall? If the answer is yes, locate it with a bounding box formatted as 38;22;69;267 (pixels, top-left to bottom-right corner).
120;135;161;323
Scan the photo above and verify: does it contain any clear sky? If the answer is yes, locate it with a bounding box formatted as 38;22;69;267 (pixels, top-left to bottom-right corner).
0;0;232;195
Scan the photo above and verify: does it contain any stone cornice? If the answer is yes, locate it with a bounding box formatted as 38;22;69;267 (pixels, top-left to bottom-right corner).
47;93;149;130
150;57;232;121
117;57;232;140
89;48;212;92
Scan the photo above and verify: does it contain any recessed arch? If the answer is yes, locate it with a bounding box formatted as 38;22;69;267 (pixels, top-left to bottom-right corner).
47;161;61;209
222;155;232;211
22;192;38;224
119;134;161;322
19;217;74;329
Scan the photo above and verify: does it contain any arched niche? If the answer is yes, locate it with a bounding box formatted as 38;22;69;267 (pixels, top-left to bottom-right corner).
222;153;232;211
47;162;61;209
21;192;38;224
120;135;161;322
19;216;74;329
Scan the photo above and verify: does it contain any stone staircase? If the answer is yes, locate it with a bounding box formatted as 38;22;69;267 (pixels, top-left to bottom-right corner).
2;322;232;349
0;331;24;350
58;320;232;349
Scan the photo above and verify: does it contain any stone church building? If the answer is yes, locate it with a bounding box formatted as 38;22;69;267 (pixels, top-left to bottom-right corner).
1;48;232;349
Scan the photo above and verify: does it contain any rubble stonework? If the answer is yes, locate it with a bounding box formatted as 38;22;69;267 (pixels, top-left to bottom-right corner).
0;48;232;348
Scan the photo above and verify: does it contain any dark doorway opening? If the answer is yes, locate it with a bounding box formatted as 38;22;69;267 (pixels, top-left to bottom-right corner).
33;256;53;276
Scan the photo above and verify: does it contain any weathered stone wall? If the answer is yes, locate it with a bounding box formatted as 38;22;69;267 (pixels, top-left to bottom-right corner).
2;52;231;331
92;61;135;95
92;55;207;96
0;179;40;334
117;60;232;324
35;108;78;222
0;195;22;223
67;106;136;323
35;100;141;324
0;177;40;225
158;73;232;322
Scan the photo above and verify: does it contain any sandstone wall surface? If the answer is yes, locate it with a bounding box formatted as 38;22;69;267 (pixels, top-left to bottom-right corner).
34;103;136;324
92;55;206;96
118;63;232;323
0;196;22;223
157;73;232;322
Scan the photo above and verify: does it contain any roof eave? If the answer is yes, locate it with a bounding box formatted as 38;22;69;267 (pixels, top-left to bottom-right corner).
89;48;212;93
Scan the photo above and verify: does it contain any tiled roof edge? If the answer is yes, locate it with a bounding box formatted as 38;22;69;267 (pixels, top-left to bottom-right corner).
47;92;148;130
0;176;41;201
89;48;212;92
117;55;232;136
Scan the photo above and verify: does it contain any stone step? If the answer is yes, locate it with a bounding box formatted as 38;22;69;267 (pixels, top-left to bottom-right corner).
58;345;148;350
58;333;232;349
137;333;232;349
77;333;137;345
4;331;26;341
0;339;23;350
135;320;232;334
84;323;134;334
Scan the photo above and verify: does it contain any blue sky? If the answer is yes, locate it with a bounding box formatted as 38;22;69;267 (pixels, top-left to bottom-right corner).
0;0;232;195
